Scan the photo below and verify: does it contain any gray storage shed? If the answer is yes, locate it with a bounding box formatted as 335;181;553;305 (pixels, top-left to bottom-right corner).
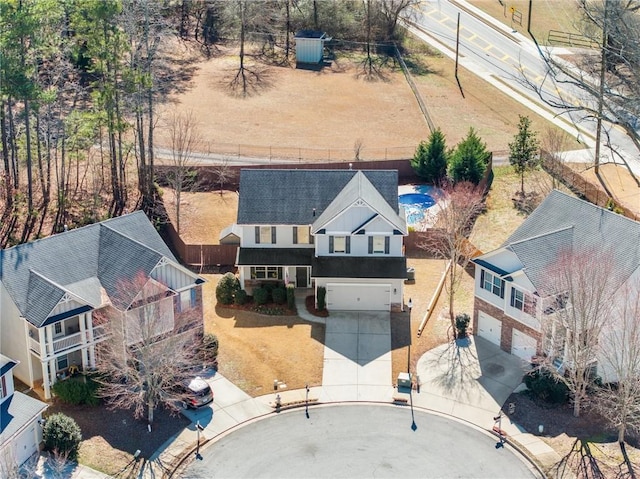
294;30;330;64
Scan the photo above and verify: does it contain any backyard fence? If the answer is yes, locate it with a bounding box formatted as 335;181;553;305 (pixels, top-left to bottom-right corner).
541;152;640;221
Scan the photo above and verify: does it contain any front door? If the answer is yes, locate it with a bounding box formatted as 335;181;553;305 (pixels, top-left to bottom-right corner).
296;267;308;288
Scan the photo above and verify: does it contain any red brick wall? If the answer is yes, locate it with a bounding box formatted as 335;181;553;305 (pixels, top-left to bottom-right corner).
473;297;542;356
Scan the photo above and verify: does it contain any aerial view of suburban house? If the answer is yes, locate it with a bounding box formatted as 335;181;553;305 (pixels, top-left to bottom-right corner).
0;354;48;470
0;211;205;400
472;190;640;380
230;169;408;311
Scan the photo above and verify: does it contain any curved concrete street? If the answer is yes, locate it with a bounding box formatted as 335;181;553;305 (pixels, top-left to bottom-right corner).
183;404;541;479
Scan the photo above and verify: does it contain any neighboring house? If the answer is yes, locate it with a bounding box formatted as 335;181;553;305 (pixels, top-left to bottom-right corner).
0;354;48;470
233;169;408;311
0;211;205;399
471;190;640;380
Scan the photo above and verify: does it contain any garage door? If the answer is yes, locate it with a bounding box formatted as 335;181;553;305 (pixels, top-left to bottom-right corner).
15;423;37;466
326;284;390;311
512;330;537;362
477;312;502;346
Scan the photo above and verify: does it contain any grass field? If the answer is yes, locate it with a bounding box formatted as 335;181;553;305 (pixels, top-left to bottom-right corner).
468;0;582;44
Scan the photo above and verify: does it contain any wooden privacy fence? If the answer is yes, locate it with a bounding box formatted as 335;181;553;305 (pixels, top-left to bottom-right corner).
164;221;238;267
541;152;640;221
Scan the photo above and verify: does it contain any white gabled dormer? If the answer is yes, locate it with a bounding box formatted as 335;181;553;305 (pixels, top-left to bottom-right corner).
311;171;406;257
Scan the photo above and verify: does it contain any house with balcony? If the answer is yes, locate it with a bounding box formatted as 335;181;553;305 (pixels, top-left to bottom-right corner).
233;169;408;311
0;211;205;399
471;190;640;381
1;354;48;471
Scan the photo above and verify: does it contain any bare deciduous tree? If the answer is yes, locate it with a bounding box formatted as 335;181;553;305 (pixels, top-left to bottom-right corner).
420;181;484;336
94;271;203;425
594;278;640;444
539;248;618;417
165;110;201;234
210;157;236;195
523;0;640;182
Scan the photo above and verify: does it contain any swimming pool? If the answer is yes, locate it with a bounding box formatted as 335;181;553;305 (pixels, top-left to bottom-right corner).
398;185;441;228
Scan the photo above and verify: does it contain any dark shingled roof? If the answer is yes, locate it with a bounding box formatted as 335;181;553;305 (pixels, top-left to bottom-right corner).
237;169;400;225
0;211;184;327
312;256;407;279
501;190;640;291
237;248;314;266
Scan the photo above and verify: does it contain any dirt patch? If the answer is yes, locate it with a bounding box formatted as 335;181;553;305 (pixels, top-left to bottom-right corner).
45;401;189;476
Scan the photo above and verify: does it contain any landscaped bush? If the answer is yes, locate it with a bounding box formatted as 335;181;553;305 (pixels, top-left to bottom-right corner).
52;376;100;406
317;286;327;310
286;284;296;310
272;286;287;305
43;413;82;460
234;289;248;305
455;313;470;339
216;272;241;305
253;286;269;305
524;369;569;404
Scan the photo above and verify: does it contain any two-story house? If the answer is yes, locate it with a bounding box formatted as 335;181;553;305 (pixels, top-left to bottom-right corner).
0;211;205;399
0;354;48;470
471;190;640;381
233;169;408;311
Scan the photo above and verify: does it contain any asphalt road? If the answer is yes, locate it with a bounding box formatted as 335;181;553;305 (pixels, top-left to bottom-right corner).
410;0;640;176
182;404;541;479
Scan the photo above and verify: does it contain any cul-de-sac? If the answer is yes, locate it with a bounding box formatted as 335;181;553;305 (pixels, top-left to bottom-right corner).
1;1;639;478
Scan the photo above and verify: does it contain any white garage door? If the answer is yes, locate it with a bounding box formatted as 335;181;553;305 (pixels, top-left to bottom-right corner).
15;423;37;466
326;284;390;311
477;312;502;346
512;330;537;362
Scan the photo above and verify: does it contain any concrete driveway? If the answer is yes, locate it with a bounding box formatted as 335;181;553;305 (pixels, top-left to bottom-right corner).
415;335;530;425
320;311;395;403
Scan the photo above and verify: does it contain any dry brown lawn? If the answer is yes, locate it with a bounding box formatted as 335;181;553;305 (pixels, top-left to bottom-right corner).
155;41;573;161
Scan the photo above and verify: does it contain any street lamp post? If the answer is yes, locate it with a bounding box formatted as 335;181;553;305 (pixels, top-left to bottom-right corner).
305;383;310;418
195;421;204;460
407;298;413;374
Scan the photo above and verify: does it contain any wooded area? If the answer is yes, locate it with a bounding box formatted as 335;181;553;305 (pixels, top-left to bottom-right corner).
0;0;418;247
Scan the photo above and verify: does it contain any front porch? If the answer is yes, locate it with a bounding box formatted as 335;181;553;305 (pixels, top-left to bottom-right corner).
26;313;107;399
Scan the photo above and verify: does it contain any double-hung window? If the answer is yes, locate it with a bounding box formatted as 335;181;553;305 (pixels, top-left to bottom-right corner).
329;236;350;254
480;270;504;298
251;266;281;279
255;226;276;244
510;288;525;310
369;236;390;254
293;226;313;244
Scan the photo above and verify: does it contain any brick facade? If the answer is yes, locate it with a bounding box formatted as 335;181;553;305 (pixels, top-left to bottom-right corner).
473;297;542;356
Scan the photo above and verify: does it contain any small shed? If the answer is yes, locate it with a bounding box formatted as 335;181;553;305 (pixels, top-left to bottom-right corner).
294;30;330;64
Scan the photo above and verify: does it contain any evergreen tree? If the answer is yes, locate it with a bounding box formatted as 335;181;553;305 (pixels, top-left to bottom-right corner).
411;128;448;184
508;115;540;197
448;127;489;184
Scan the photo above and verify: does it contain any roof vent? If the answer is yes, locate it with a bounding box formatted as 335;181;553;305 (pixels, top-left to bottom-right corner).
312;208;316;217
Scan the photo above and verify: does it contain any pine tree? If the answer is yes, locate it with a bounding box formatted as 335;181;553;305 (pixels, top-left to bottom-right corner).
411;128;448;184
509;115;540;197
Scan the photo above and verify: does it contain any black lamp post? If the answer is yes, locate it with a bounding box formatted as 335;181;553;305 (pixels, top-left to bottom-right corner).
407;298;413;374
196;421;204;460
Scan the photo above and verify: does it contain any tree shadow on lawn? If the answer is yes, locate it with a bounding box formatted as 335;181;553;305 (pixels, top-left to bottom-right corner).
504;393;640;478
217;307;325;344
47;401;189;460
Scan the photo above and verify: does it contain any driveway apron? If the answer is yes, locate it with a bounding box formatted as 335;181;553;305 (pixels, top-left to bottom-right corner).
320;311;394;402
